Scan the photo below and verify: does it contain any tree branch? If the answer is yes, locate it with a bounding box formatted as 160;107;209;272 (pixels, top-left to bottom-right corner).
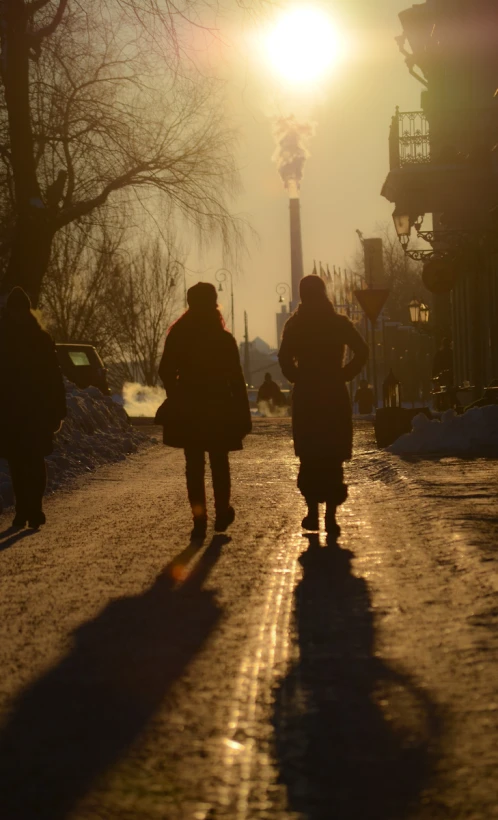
30;0;69;44
26;0;55;15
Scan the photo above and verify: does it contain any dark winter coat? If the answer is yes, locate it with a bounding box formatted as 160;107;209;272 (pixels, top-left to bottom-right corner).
278;304;368;461
257;378;283;406
0;314;67;458
158;313;251;451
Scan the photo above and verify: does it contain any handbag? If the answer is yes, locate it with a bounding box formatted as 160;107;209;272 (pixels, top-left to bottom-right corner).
154;397;185;448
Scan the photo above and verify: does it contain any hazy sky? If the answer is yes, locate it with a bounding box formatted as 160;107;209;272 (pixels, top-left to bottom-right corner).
183;1;423;347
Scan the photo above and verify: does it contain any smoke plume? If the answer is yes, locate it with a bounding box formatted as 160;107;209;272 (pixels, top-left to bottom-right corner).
272;116;315;197
121;382;165;417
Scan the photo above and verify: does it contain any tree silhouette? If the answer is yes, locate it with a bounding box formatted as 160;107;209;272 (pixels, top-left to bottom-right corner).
0;0;250;304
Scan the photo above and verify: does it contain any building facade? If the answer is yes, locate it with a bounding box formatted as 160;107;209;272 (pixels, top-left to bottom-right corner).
381;0;498;397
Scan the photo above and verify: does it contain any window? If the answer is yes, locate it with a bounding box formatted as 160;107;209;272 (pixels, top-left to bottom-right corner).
68;350;91;367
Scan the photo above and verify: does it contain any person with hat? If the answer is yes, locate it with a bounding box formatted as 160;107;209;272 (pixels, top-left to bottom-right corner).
158;282;251;540
0;287;67;528
278;275;368;539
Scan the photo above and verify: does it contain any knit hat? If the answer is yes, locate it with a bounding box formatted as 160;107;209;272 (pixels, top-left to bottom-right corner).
187;282;218;311
6;287;31;313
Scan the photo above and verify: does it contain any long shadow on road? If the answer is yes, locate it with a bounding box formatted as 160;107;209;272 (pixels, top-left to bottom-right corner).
0;535;227;820
274;536;442;820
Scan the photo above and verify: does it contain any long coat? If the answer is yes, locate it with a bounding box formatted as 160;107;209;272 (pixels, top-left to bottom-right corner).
278;305;368;461
0;315;67;458
158;314;251;451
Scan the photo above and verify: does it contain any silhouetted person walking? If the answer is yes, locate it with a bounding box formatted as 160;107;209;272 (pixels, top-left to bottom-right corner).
257;372;285;412
355;379;374;415
159;283;251;540
278;275;368;538
432;337;453;385
0;287;66;528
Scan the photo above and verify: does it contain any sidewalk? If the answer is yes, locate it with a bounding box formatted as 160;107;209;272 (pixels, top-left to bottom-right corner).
0;419;496;819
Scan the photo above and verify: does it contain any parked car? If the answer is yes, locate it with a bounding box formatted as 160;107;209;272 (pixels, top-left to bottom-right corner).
55;343;111;396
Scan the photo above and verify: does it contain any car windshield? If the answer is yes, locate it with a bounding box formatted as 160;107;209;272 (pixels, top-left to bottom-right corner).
68;350;91;367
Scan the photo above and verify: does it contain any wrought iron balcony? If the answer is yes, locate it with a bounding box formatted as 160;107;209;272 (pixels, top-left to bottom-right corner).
389;107;431;170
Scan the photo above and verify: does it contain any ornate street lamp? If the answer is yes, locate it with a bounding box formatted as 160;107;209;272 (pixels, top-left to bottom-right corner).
419;303;430;324
409;298;421;324
215;268;234;335
408;298;431;326
276;282;292;311
392;208;411;248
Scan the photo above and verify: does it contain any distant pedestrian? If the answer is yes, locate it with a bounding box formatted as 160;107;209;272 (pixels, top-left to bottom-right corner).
278;275;368;539
432;337;453;385
158;282;251;540
0;287;67;528
257;372;285;414
354;379;374;415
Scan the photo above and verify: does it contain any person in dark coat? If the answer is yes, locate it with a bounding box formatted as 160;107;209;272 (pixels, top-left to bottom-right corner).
432;337;453;385
278;275;368;538
354;379;374;415
0;287;67;528
158;282;251;540
257;372;285;412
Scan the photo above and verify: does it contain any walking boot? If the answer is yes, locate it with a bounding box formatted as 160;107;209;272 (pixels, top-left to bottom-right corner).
28;511;46;529
191;515;207;541
12;512;27;528
325;504;340;540
214;506;235;533
302;501;319;531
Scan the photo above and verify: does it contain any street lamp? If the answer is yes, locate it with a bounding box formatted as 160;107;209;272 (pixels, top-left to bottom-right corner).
276;282;292;311
409;298;430;325
419;303;430;324
409;298;421;324
215;268;234;335
392;208;411;248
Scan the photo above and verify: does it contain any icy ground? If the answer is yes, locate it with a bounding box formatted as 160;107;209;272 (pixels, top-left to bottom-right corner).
389;404;498;457
0;382;148;509
0;420;497;819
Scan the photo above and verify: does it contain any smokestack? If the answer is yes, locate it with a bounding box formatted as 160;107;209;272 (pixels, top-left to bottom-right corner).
272;117;315;310
289;196;304;310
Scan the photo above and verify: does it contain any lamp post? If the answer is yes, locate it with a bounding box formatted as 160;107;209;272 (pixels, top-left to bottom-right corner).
215;268;234;335
408;298;431;406
175;263;199;310
276;282;292;312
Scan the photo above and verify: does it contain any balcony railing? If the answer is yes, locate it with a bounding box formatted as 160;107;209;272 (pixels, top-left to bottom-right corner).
389;107;431;170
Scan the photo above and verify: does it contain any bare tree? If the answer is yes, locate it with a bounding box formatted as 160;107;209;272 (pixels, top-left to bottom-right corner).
39;220;124;357
40;222;183;386
110;237;182;386
0;0;252;304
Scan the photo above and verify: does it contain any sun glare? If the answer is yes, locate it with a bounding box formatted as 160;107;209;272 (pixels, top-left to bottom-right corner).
264;7;344;86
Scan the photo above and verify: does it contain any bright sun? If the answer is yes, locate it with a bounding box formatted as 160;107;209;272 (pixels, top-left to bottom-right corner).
264;7;343;86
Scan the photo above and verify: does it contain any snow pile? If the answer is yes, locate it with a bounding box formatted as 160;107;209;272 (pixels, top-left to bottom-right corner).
122;382;165;417
0;382;149;509
388;405;498;457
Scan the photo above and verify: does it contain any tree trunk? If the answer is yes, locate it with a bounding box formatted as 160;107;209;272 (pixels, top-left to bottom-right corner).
0;1;51;306
1;215;55;307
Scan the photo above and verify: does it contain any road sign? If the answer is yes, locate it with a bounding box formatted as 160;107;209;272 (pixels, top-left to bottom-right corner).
354;289;389;323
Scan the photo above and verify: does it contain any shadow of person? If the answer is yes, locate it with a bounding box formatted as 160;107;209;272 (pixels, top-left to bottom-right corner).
0;535;226;820
274;535;441;820
0;527;38;553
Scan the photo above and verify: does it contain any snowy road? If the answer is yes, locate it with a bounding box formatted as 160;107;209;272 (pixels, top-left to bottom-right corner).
0;420;497;819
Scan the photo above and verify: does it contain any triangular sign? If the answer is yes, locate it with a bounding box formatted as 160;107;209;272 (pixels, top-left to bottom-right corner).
354;289;389;323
